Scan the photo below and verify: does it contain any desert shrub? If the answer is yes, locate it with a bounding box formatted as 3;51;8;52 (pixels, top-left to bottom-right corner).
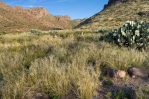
93;29;109;33
103;21;149;49
112;86;136;99
30;29;43;34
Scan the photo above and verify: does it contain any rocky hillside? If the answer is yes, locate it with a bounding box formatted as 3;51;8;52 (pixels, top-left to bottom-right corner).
0;2;72;33
77;0;149;29
71;18;86;28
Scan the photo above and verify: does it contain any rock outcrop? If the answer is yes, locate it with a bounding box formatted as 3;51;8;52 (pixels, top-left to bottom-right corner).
104;0;129;9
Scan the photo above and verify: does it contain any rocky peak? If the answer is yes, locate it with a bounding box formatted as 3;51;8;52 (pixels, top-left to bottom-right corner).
0;2;7;7
0;2;11;9
104;0;134;9
26;7;51;18
56;16;71;21
14;6;23;10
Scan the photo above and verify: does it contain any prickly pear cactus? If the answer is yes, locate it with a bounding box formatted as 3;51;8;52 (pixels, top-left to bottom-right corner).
107;21;149;49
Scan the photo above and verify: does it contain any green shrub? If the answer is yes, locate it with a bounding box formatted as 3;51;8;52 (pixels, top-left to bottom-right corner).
104;21;149;49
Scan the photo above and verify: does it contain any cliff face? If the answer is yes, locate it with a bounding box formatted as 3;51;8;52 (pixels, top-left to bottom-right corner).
26;8;51;19
0;2;72;33
104;0;136;9
77;0;149;29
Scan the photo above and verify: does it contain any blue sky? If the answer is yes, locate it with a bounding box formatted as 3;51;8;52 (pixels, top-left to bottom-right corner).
1;0;108;19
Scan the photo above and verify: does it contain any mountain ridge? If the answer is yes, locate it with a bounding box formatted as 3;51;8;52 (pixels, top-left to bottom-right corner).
77;0;149;29
0;2;72;33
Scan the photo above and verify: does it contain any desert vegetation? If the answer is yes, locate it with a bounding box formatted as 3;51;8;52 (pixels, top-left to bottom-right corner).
1;0;149;98
0;25;149;99
102;21;149;50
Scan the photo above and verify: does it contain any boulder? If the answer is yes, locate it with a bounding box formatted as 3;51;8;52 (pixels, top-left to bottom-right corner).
127;67;144;78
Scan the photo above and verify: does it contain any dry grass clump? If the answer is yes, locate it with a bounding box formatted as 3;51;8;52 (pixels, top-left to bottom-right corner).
95;43;147;70
0;52;26;99
29;57;70;96
28;52;100;99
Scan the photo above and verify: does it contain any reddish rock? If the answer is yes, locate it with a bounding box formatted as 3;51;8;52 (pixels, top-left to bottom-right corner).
115;70;126;78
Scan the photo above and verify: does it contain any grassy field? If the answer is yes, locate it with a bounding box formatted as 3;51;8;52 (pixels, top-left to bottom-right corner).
0;29;148;99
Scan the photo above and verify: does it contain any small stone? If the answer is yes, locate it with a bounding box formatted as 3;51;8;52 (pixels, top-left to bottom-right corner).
106;68;117;78
127;67;144;78
31;93;49;99
116;70;126;78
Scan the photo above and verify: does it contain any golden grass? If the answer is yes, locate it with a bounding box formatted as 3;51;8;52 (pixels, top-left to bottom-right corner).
0;30;148;99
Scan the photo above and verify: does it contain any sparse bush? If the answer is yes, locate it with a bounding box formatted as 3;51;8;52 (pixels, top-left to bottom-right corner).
104;21;149;49
114;88;137;99
30;29;43;34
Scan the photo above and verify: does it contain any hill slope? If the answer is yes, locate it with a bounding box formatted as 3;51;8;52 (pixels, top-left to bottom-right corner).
77;0;149;29
71;18;86;28
0;2;72;33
